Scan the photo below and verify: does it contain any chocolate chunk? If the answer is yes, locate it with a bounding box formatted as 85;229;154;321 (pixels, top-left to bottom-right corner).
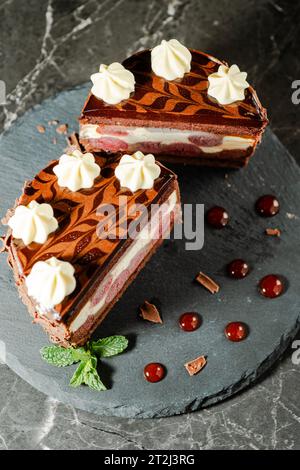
195;271;220;294
36;125;46;134
184;355;207;376
265;228;281;237
140;301;163;324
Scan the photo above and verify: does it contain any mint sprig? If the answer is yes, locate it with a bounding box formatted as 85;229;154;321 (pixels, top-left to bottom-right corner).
40;335;128;392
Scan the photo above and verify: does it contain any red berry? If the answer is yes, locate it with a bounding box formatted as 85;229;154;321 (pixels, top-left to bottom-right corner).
225;322;248;342
227;259;249;279
255;195;280;217
144;363;166;383
259;274;283;298
206;206;229;229
179;312;201;332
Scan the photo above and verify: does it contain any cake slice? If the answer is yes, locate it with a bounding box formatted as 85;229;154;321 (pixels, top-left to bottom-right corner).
79;40;268;168
2;139;181;347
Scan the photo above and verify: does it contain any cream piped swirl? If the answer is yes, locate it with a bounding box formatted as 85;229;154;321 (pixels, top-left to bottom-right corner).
53;149;101;192
151;39;192;81
90;62;135;105
26;257;76;309
115;151;161;193
208;64;249;105
8;201;58;245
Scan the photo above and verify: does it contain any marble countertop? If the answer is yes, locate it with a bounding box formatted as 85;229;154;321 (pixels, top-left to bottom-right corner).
0;0;299;450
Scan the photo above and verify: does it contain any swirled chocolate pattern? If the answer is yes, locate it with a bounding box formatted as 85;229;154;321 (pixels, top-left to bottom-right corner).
81;49;267;129
7;155;176;324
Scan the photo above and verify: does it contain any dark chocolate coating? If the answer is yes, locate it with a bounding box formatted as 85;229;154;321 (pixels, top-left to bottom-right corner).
81;49;268;132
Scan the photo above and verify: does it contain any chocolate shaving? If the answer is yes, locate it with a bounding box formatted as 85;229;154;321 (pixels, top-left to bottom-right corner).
56;123;68;135
140;301;162;324
265;228;281;237
36;125;46;134
195;271;220;294
184;355;207;376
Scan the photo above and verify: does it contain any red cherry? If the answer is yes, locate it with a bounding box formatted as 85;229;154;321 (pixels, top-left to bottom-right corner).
259;274;283;298
227;259;249;279
255;195;280;217
225;322;248;342
206;206;229;229
144;363;166;383
179;312;201;332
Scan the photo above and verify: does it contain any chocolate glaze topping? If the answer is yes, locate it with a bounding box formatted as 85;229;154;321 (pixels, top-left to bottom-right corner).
81;49;268;130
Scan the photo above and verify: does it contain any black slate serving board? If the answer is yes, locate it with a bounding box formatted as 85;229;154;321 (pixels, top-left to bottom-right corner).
0;85;299;418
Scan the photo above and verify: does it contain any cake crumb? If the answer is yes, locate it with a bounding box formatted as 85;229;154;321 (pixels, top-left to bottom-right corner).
195;272;220;294
56;123;68;135
286;212;299;220
48;119;59;126
140;301;162;324
36;125;46;134
265;228;281;237
52;137;57;145
185;355;207;376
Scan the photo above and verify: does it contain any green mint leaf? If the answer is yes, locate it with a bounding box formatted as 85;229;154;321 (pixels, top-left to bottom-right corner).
89;336;128;358
83;357;107;391
70;357;107;391
40;346;89;367
69;360;87;387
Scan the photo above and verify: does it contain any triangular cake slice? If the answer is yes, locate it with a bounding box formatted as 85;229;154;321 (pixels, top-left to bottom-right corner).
79;48;268;168
2;139;180;347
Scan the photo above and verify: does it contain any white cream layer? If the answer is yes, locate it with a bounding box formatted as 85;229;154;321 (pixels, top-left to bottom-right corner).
79;124;255;153
70;191;179;333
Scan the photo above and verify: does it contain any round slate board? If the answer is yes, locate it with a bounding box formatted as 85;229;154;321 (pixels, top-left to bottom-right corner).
0;85;300;418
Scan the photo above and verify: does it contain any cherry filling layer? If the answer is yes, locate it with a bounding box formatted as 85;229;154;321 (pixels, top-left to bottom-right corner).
79;124;256;158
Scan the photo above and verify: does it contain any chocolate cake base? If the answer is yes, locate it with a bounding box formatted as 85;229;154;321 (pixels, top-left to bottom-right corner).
0;85;299;418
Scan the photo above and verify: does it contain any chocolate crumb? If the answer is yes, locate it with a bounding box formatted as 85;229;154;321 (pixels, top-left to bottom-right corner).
36;125;46;134
56;123;68;135
184;355;207;376
195;271;220;294
265;228;281;237
140;301;162;324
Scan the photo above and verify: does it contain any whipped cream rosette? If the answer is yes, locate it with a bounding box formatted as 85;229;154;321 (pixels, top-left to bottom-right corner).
53;149;101;192
115;151;161;193
208;64;249;105
151;39;191;81
26;257;76;309
91;62;135;105
8;200;58;245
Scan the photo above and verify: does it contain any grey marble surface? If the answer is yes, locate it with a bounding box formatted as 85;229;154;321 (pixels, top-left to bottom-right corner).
0;0;299;450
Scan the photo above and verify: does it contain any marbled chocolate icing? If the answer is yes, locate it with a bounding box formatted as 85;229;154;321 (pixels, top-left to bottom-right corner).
81;49;267;130
7;155;176;323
